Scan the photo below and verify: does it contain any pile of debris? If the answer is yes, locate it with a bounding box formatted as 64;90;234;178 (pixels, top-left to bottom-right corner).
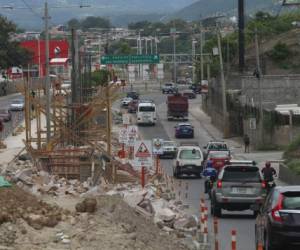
106;180;204;249
0;185;69;230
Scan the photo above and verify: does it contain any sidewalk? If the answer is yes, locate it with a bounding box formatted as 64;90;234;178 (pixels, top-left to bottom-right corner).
189;99;286;184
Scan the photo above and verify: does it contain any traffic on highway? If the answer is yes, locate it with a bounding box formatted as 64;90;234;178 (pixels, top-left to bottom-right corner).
119;84;299;250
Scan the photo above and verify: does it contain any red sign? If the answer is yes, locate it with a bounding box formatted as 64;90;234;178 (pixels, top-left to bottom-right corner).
135;142;151;158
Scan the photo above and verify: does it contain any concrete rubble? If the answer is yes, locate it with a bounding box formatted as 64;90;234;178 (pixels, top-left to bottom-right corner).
0;152;210;250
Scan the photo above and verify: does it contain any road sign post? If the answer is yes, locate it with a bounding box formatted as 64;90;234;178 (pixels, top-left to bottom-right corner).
101;54;160;64
152;138;164;175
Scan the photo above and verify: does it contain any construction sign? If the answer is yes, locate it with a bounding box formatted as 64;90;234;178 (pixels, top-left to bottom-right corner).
152;138;164;155
134;140;153;168
118;127;128;144
127;125;138;146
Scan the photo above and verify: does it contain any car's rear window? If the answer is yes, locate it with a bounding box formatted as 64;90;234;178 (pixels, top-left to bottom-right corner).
179;149;201;159
283;192;300;209
208;143;228;150
222;166;261;182
139;106;155;112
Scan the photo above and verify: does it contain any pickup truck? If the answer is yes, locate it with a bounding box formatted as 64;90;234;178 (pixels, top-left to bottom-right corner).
162;83;177;94
166;93;188;121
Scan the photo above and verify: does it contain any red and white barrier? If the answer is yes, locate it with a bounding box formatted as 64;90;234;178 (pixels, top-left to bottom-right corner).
231;229;237;250
213;217;219;250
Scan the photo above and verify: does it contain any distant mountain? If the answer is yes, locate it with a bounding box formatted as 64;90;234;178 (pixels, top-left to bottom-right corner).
169;0;278;21
0;0;197;29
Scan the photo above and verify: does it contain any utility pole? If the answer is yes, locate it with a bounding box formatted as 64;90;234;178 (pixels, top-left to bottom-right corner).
217;25;228;138
44;1;51;143
172;27;177;84
238;0;245;72
200;22;204;82
255;28;264;145
192;39;197;83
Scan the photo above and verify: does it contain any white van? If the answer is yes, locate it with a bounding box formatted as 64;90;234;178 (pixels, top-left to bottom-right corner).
137;102;157;126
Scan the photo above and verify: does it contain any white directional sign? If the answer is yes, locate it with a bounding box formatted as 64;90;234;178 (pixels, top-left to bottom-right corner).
134;140;153;168
152;138;164;155
122;113;131;125
118;127;128;143
127;125;138;146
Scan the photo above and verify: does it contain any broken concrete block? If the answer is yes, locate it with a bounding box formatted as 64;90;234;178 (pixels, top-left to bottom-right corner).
174;215;198;230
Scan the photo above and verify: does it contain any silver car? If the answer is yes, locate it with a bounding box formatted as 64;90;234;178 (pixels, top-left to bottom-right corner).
210;160;266;217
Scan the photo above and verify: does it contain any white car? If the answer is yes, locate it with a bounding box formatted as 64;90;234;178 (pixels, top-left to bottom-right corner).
9;99;25;111
173;144;204;178
160;140;178;159
121;97;133;107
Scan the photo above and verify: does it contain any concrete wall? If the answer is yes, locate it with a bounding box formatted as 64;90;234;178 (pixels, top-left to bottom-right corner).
241;75;300;108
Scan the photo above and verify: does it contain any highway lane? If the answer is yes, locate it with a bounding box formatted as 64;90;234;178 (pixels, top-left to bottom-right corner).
0;93;24;140
135;91;257;250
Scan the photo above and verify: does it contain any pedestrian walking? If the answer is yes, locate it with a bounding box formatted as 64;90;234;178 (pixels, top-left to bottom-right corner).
244;134;250;153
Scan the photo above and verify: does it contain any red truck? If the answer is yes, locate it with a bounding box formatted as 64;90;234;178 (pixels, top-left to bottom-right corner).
167;94;188;121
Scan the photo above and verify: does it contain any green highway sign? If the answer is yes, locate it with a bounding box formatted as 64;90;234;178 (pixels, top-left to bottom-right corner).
101;54;160;64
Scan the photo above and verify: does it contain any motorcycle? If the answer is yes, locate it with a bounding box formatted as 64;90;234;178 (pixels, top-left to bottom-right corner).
266;180;276;194
204;176;216;199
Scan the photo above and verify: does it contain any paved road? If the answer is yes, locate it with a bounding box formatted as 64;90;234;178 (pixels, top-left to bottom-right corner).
0;93;24;140
128;90;283;250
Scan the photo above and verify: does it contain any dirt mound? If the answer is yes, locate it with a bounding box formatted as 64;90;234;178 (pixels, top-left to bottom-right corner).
0;185;68;230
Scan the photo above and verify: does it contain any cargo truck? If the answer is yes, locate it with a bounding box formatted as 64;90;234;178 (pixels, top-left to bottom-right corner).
166;94;188;121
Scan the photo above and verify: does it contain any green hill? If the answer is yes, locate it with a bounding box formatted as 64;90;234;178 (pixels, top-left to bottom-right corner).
169;0;277;21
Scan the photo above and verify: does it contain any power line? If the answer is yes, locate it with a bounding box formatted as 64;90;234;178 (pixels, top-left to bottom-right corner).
20;0;43;19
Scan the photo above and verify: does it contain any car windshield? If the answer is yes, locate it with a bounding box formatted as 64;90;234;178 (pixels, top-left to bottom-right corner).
165;83;173;87
179;149;201;159
208;151;229;158
208;143;228;150
222;166;260;182
283;192;300;210
12;100;22;104
164;141;176;147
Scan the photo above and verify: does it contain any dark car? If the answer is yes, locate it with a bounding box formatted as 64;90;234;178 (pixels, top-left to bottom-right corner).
175;123;194;138
183;90;196;99
0;109;12;122
126;91;139;100
128;99;139;113
254;186;300;250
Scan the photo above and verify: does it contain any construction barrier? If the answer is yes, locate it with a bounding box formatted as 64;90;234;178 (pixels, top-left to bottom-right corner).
257;242;263;250
231;229;237;250
213;217;219;250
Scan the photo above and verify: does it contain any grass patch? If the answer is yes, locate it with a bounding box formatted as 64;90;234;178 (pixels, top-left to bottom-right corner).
287;159;300;175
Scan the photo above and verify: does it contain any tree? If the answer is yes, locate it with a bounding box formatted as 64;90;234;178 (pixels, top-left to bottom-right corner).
81;16;111;31
0;15;32;69
67;18;80;30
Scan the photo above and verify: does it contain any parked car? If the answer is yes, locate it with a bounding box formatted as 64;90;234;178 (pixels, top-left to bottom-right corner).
175;123;194;138
9;99;24;111
189;84;201;94
126;91;139;100
128;99;139;113
210;160;266;217
173;143;203;178
254;185;300;250
162;83;177;94
183;89;196;99
160;140;178;159
206;150;231;172
203;141;229;159
121;97;133;108
0;109;12;122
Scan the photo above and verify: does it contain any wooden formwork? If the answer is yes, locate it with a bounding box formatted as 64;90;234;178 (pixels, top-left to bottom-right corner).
19;74;120;181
